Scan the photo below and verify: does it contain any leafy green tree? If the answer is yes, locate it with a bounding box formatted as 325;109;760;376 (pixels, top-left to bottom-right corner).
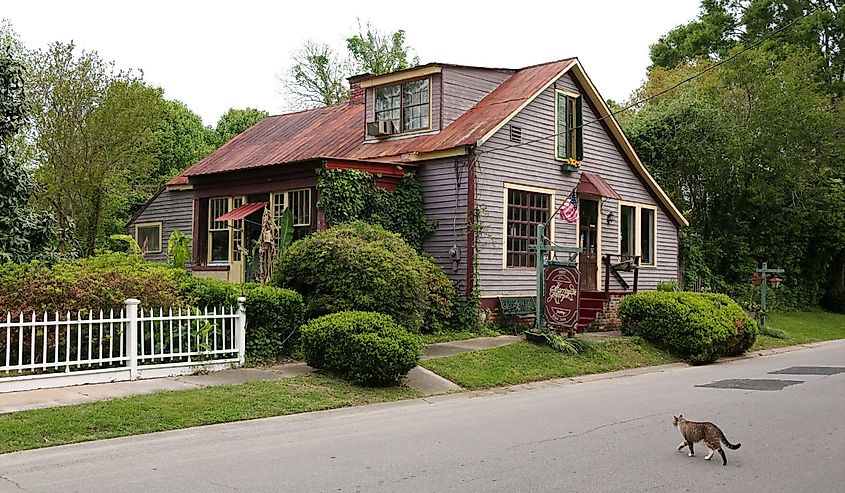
213;107;269;146
346;21;419;75
282;41;350;109
0;41;60;262
281;22;419;110
25;42;164;256
150;99;216;183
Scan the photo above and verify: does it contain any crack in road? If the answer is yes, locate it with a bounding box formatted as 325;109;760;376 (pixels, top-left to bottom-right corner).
512;412;667;448
206;480;239;492
0;475;23;490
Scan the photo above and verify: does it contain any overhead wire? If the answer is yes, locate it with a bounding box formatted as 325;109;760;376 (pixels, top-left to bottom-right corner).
476;6;820;157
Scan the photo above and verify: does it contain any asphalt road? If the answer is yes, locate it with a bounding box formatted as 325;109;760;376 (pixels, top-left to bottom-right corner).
2;341;844;493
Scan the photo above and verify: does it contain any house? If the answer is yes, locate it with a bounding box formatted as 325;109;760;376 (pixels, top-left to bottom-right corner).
129;58;688;328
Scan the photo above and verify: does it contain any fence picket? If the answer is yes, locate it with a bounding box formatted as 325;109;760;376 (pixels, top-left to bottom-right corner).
1;298;245;391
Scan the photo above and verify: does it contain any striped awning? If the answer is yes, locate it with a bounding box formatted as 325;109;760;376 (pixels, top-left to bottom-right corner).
214;202;268;221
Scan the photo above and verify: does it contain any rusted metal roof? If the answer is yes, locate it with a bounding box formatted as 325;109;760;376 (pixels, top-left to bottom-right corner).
171;58;576;182
577;171;622;200
214;202;268;221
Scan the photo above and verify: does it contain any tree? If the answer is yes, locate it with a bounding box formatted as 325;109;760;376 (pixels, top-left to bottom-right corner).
282;41;350;110
25;42;164;256
213;107;269;146
0;41;60;262
346;21;419;75
280;22;419;110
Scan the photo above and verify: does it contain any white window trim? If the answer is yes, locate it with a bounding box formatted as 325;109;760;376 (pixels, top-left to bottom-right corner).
502;182;556;270
207;197;234;265
617;200;658;268
135;222;162;254
371;77;433;136
271;188;312;227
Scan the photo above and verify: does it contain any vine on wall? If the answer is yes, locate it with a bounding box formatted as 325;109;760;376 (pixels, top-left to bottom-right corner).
316;168;435;252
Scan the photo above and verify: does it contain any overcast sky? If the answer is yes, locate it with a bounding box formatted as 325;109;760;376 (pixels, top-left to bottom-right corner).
3;0;702;126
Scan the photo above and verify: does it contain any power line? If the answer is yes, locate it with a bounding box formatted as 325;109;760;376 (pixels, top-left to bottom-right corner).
477;7;819;156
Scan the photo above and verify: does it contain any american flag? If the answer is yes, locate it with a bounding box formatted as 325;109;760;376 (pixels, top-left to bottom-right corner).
559;193;578;223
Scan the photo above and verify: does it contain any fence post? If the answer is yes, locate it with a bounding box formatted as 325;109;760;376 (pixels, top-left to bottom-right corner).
237;297;246;366
125;299;140;380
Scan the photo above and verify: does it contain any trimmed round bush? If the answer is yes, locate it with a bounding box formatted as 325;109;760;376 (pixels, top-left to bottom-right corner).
272;221;454;333
299;311;423;386
618;292;757;365
823;286;845;314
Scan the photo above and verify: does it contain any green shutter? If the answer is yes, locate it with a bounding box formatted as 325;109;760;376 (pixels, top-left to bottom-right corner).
575;95;584;161
556;92;567;159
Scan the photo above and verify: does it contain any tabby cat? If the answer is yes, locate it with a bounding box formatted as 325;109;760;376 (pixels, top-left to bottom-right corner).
673;415;741;466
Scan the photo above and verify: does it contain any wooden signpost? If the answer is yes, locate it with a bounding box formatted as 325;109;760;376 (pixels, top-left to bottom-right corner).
530;223;582;334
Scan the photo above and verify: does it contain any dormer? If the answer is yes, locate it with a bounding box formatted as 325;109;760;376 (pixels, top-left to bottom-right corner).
357;65;442;141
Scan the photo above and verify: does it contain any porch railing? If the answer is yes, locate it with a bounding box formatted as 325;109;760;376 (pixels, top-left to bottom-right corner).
0;297;246;393
602;254;640;294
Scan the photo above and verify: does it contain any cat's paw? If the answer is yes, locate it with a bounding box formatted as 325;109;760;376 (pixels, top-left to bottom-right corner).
705;456;712;460
688;453;694;457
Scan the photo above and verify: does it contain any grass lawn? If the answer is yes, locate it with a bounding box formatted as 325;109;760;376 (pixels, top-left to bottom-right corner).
0;374;420;454
420;338;677;390
752;311;845;350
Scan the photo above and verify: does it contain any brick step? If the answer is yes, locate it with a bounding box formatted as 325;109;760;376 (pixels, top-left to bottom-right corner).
580;290;609;301
579;299;605;310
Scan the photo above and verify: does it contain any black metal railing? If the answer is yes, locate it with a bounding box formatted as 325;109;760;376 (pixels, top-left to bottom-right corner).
602;254;640;294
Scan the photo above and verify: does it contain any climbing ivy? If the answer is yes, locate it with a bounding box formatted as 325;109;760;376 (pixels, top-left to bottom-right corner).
316;168;435;251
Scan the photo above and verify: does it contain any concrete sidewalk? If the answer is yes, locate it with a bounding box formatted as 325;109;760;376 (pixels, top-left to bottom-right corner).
1;335;529;414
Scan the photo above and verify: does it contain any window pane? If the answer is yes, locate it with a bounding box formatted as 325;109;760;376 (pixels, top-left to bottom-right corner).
506;188;550;268
137;225;160;253
620;206;635;257
210;230;229;262
640;208;655;265
290;189;311;226
402;79;430;131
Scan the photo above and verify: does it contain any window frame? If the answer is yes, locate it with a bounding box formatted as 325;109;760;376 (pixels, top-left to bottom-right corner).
207;197;232;265
616;201;658;268
135;222;162;254
502;183;556;269
372;77;432;135
554;88;583;164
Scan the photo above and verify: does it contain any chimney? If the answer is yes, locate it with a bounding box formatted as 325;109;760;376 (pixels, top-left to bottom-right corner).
347;73;371;104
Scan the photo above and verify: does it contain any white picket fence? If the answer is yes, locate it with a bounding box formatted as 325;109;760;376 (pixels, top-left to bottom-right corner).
0;297;246;393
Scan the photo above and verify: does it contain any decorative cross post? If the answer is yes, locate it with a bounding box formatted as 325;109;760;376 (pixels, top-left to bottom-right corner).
530;223;581;333
753;262;784;328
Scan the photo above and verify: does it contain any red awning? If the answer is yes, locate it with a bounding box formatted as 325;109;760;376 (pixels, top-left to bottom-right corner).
215;202;268;221
577;172;621;200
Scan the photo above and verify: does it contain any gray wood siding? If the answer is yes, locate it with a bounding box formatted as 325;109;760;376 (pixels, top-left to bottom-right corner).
474;72;679;297
418;157;468;288
365;73;441;140
441;67;511;128
128;188;194;264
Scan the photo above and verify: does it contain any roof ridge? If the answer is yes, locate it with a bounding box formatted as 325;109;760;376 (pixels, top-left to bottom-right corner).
265;101;361;119
516;57;577;71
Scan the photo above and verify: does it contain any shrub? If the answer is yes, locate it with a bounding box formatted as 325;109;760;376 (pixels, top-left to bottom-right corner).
299;311;423;386
822;286;845;314
0;253;190;315
656;280;678;292
178;277;304;362
272;221;454;333
618;292;757;364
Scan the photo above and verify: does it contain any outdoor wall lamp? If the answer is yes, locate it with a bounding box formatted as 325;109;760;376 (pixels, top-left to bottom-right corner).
606;211;615;225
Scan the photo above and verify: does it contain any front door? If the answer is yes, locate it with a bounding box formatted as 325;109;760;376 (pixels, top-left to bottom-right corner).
578;198;599;291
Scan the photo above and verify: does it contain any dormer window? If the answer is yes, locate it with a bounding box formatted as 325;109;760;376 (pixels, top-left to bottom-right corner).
374;78;430;134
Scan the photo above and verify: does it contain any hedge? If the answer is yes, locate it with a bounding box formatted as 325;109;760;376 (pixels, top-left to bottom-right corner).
177;277;304;362
299;311;423;386
272;221;454;333
618;291;757;364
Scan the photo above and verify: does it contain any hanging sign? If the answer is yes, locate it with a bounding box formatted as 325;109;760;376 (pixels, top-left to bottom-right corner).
543;265;580;329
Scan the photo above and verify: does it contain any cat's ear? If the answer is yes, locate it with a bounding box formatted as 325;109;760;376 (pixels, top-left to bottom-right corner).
679;414;683;418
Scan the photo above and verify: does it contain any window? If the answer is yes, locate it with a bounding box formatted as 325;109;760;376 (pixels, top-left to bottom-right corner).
208;197;230;263
289;189;311;226
374;78;430;134
618;203;656;266
231;196;244;262
135;223;161;253
555;90;583;163
505;187;551;268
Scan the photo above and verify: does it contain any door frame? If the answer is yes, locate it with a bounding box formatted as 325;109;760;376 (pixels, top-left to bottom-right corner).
574;194;601;290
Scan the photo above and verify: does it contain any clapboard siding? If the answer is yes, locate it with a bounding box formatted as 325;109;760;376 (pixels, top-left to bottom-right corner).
418;158;468;287
475;72;679;297
128;188;193;264
441;67;511;128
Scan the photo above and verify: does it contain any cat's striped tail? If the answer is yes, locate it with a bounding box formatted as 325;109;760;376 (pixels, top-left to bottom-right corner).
720;431;741;450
